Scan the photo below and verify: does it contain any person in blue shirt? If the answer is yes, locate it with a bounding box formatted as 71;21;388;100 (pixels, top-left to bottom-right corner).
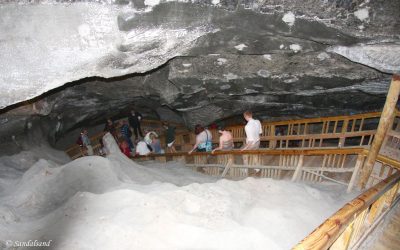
120;120;134;151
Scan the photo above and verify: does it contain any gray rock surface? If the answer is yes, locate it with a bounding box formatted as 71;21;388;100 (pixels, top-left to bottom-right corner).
0;0;399;152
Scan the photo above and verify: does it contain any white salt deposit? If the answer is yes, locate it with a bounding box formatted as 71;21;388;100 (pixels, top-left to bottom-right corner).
263;54;272;60
290;44;302;53
328;44;400;74
217;58;228;65
223;72;239;81
257;69;270;78
144;0;161;7
0;133;357;249
282;12;296;27
234;44;248;51
354;8;369;21
317;52;331;61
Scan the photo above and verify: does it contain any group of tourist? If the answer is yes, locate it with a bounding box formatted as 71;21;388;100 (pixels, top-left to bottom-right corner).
78;110;263;157
105;110;178;157
188;110;262;154
78;109;177;157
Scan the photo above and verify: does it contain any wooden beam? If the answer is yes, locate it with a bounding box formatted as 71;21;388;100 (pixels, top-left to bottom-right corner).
291;154;304;181
359;75;400;189
133;147;365;159
347;154;365;193
301;169;348;185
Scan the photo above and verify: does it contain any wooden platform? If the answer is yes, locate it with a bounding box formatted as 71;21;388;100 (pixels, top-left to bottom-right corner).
361;201;400;250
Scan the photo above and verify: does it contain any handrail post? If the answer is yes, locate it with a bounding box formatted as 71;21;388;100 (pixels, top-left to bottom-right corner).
347;154;365;193
339;119;349;147
291;154;304;181
359;75;400;189
269;125;276;149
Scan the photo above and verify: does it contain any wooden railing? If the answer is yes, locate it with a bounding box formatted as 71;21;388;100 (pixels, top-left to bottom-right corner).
165;111;392;151
65;110;400;160
293;153;400;250
134;148;396;192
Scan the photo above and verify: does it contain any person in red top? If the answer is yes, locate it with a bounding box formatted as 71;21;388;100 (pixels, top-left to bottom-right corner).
119;140;131;158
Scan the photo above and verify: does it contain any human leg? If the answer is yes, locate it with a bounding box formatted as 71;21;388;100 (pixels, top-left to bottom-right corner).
137;123;144;137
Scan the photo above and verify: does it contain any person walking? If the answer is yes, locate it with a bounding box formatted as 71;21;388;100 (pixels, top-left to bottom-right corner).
81;129;93;156
163;122;176;153
189;125;213;154
120;120;134;151
144;129;158;151
128;109;144;139
103;118;117;139
241;111;262;151
135;139;151;156
212;126;234;153
150;134;163;154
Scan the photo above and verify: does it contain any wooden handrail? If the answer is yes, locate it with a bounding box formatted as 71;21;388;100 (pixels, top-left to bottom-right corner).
170;111;383;147
224;111;382;129
259;130;375;139
375;154;400;170
293;152;400;250
133;147;365;158
293;171;400;250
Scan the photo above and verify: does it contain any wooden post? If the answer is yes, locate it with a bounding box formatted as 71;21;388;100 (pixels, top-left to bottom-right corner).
221;154;234;177
347;154;364;193
340;119;349;147
270;125;276;149
381;111;397;150
359;75;400;189
291;154;304;181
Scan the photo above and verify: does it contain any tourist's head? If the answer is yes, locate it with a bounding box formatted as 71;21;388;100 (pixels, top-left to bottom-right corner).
82;129;88;135
107;118;113;125
194;124;204;135
131;109;135;115
217;126;226;134
120;140;128;148
243;110;253;121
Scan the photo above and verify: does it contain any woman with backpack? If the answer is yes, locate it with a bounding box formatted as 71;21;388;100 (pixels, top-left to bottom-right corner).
188;124;212;154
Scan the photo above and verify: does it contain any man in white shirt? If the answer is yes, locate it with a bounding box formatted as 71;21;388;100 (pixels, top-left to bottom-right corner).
241;111;262;151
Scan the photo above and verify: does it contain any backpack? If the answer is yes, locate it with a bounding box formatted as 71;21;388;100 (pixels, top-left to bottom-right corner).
76;135;83;147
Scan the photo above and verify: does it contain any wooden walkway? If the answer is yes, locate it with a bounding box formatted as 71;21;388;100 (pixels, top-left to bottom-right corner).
362;201;400;250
